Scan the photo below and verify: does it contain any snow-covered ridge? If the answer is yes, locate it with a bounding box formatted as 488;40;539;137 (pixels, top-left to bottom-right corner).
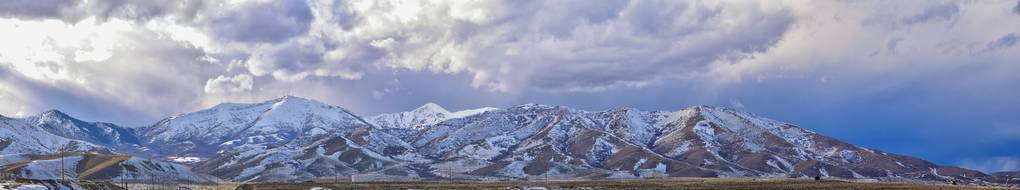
138;95;372;159
0;110;138;156
367;102;498;130
0;96;1006;184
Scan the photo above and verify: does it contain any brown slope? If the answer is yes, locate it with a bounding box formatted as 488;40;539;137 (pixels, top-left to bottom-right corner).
75;154;131;180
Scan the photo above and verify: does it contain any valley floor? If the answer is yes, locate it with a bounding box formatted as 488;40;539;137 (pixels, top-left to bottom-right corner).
2;178;1017;190
233;178;1017;190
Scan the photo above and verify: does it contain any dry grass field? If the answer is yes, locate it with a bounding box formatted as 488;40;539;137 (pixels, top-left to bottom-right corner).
5;178;1014;190
232;178;1015;190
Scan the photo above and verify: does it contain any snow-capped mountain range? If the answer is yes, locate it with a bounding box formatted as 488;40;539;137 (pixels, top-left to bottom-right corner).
0;96;1013;184
367;102;497;130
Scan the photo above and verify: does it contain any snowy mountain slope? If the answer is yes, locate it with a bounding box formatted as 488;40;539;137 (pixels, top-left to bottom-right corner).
645;106;940;179
367;103;497;130
407;104;719;179
137;96;372;161
191;126;426;182
31;110;141;151
403;104;994;183
135;97;1012;183
0;111;140;155
131;96;426;182
0;153;219;183
0;96;1005;184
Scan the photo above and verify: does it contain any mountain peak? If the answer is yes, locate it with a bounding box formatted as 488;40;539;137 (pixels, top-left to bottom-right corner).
40;109;72;119
414;102;450;114
277;95;312;102
204;96;319;112
264;95;356;116
686;105;715;112
271;95;333;108
42;109;65;114
513;103;555;110
611;107;643;112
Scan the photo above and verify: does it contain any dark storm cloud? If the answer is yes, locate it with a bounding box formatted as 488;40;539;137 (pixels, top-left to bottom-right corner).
989;33;1018;50
520;1;793;91
886;37;904;53
0;0;80;20
245;36;380;80
328;0;796;92
972;33;1019;55
0;66;150;125
212;0;313;43
901;3;959;24
85;0;206;22
1015;0;1020;15
0;0;205;22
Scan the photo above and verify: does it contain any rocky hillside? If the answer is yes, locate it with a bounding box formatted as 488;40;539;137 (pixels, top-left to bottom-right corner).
0;96;1007;184
0;153;218;183
0;110;140;156
396;104;994;184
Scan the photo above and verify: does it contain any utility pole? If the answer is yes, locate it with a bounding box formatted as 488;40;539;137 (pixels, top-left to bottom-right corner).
544;170;550;188
444;165;452;180
59;151;65;183
121;167;126;189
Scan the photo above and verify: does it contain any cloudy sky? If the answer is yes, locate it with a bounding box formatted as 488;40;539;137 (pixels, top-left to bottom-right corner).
1;0;1019;172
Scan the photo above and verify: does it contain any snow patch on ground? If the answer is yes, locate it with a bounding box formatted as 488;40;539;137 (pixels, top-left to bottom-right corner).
18;156;83;179
457;135;515;160
766;159;784;172
607;171;637;179
633;159;647;170
116;157;220;183
851;170;866;179
591;137;618;164
666;141;692;158
306;127;327;136
7;184;47;190
636;162;668;177
434;159;491;175
693;121;723;159
497;161;529;178
0;154;30;166
168;156;201;163
840;150;859;163
772;155;793;172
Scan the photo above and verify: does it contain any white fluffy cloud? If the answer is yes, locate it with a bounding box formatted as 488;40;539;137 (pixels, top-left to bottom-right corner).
0;11;217;121
297;0;794;92
204;74;254;93
0;0;1018;125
